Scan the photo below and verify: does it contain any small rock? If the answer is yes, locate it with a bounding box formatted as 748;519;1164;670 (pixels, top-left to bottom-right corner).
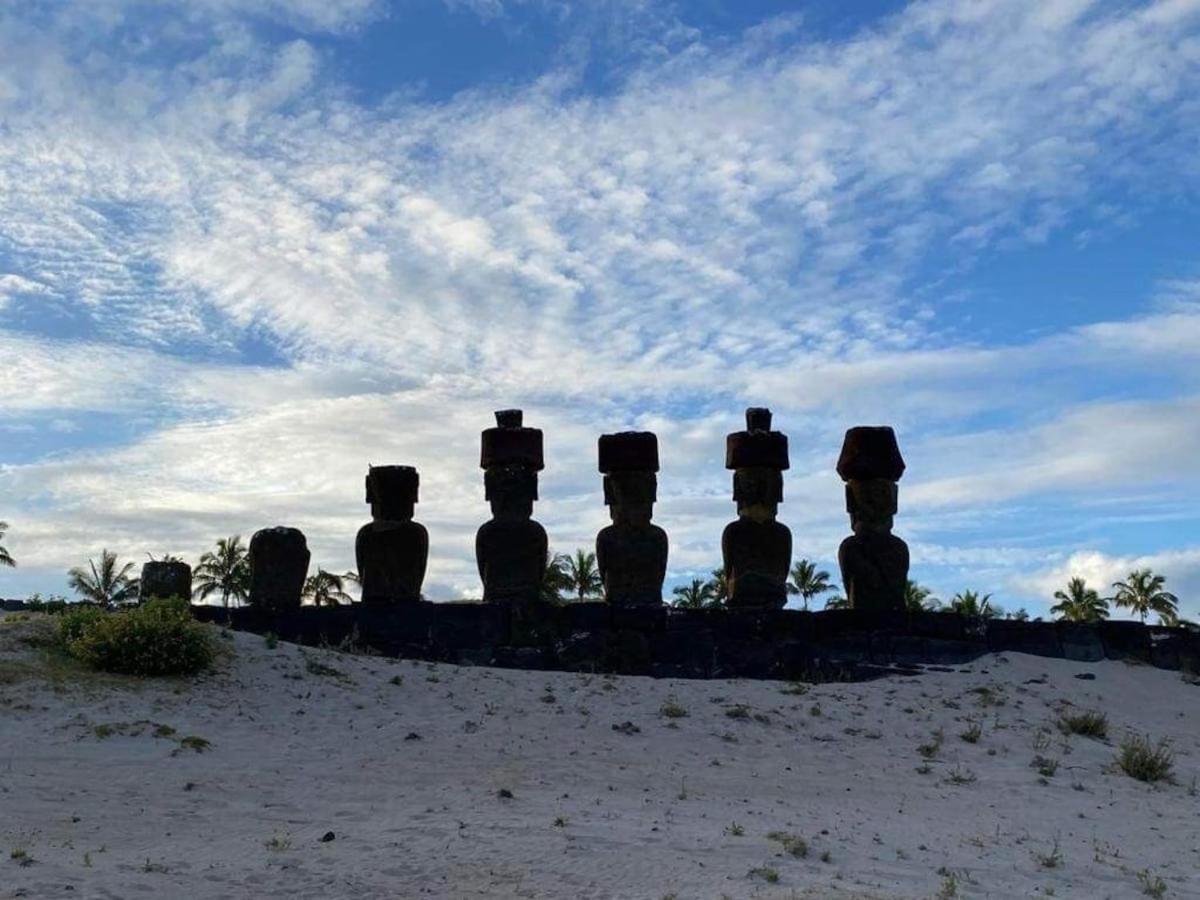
1074;673;1096;681
611;721;641;736
404;732;422;741
320;831;335;843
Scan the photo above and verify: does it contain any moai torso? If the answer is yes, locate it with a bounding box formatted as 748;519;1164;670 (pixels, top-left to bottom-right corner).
836;428;909;613
248;526;310;613
595;432;667;607
722;515;792;608
722;409;792;610
475;411;548;605
355;465;428;605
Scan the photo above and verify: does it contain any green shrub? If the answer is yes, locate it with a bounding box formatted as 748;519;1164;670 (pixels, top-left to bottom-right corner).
63;598;215;676
58;605;105;645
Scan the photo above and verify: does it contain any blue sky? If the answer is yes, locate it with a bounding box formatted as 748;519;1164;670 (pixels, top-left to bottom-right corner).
2;0;1200;618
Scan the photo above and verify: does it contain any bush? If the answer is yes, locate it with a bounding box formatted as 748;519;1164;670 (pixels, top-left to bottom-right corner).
62;598;215;676
58;605;105;645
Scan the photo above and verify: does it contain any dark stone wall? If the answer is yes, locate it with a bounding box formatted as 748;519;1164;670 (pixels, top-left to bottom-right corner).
189;602;1200;682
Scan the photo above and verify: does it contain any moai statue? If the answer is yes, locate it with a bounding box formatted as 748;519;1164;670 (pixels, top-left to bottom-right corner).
139;560;192;603
248;526;310;613
475;410;548;605
721;408;792;609
355;465;428;605
836;426;909;613
596;431;668;607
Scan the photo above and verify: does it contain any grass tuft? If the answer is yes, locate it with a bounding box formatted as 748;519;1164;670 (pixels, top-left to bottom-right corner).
1117;734;1174;783
1059;710;1108;739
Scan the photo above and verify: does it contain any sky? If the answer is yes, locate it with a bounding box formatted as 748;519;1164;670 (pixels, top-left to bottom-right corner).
1;0;1199;619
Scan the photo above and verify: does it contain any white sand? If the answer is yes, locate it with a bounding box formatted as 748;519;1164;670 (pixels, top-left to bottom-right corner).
2;612;1198;899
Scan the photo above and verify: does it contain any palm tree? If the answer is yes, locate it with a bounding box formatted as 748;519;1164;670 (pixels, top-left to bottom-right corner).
1111;569;1179;625
1050;577;1110;623
950;590;997;619
671;578;717;609
706;567;730;607
68;549;139;607
824;595;850;610
193;536;250;609
904;580;940;613
563;549;603;602
541;551;572;603
787;559;835;611
303;569;352;607
0;521;14;568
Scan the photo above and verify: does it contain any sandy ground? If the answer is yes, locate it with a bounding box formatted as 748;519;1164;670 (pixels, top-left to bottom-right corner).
1;612;1198;900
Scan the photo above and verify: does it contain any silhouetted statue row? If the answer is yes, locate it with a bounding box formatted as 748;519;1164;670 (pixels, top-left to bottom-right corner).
150;409;909;614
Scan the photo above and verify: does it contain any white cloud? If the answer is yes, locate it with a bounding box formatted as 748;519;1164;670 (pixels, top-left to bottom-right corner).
1014;547;1200;621
2;0;1200;600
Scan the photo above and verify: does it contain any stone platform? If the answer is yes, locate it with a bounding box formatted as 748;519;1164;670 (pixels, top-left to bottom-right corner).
189;603;1200;682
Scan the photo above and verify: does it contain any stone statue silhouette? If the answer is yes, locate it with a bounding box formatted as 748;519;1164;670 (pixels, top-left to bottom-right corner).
355;465;428;605
595;431;667;607
475;410;548;605
721;408;792;609
837;426;909;613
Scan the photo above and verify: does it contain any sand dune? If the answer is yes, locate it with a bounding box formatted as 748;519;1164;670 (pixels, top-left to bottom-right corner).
2;611;1197;899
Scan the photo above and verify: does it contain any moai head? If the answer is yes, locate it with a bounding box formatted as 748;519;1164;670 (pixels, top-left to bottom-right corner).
837;426;905;535
365;465;419;522
139;560;192;603
599;431;659;527
726;408;789;523
481;409;543;521
248;526;311;613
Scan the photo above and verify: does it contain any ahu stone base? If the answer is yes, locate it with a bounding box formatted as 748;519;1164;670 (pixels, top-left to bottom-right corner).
189;603;1200;682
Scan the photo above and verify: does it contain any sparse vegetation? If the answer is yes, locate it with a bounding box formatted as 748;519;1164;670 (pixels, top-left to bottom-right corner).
918;728;945;759
1033;839;1063;869
304;656;346;679
766;831;808;858
177;735;211;753
724;704;751;720
1117;734;1174;783
1059;710;1108;739
725;822;745;837
748;865;779;883
960;721;982;743
935;871;960;899
265;833;292;851
1032;755;1059;778
945;765;977;785
659;701;688;719
1137;869;1168;898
